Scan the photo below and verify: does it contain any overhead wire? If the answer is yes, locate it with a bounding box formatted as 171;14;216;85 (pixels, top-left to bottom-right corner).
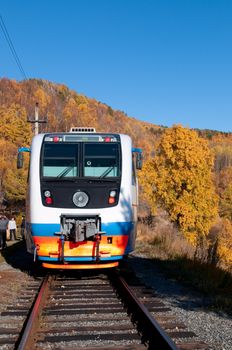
0;14;27;80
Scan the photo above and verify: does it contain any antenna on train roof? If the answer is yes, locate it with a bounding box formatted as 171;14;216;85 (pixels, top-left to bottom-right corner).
27;103;47;135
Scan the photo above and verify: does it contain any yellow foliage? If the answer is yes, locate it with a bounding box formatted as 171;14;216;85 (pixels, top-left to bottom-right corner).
140;125;218;245
63;98;77;120
78;104;88;112
217;167;232;220
217;219;232;267
0;104;32;146
0;104;32;203
219;184;232;220
138;160;157;214
34;88;50;109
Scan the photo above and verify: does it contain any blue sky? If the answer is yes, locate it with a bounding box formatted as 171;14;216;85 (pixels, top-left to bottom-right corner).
1;0;232;132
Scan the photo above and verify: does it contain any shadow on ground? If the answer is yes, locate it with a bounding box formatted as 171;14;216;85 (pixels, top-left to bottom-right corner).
0;240;117;280
1;240;47;278
127;254;232;317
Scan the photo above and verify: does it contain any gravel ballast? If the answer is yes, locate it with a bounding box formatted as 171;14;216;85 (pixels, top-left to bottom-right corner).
129;253;232;350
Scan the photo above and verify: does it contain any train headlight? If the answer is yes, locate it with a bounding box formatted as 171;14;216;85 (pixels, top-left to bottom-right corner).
73;191;89;207
109;190;117;197
44;190;51;197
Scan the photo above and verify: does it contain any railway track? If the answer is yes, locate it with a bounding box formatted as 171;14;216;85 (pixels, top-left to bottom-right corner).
0;269;209;349
0;278;42;349
0;272;208;350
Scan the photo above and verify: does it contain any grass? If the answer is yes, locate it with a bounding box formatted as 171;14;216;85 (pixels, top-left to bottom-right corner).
136;220;232;315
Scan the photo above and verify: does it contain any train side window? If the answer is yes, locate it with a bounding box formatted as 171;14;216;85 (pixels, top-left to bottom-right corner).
132;153;136;185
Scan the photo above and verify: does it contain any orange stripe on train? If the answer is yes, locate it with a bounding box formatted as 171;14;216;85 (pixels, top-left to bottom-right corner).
33;235;129;258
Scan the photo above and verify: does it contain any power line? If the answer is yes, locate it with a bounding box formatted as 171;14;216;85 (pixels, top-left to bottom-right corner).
0;14;27;80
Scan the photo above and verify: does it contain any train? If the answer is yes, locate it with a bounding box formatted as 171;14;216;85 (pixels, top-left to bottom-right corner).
17;127;142;269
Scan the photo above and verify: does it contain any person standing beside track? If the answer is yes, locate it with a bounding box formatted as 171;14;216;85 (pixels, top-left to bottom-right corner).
0;215;9;250
8;217;17;241
20;215;25;240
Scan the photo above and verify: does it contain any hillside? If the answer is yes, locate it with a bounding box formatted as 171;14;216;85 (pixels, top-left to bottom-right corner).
0;77;164;210
1;77;232;270
1;77;232;212
0;78;162;157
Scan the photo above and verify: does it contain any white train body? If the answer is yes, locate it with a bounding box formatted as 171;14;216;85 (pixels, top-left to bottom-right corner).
25;129;141;269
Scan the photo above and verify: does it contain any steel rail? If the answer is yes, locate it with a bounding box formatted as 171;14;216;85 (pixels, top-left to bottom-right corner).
111;272;179;350
16;275;51;350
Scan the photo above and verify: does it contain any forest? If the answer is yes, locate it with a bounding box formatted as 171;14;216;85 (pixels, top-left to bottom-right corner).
1;77;232;269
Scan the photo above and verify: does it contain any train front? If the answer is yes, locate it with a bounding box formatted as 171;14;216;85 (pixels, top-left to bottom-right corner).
28;129;137;269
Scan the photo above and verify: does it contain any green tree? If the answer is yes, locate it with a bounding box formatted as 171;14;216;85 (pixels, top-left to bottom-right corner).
140;125;218;245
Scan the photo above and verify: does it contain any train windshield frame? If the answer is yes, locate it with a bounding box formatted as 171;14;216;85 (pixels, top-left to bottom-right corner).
41;141;121;180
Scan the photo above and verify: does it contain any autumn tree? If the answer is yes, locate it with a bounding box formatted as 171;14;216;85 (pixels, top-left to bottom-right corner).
216;218;232;268
213;143;232;172
216;166;232;220
0;104;32;206
140;125;218;245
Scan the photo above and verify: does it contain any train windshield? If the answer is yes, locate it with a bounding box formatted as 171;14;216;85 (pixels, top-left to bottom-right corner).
84;144;120;178
42;143;79;178
41;142;120;179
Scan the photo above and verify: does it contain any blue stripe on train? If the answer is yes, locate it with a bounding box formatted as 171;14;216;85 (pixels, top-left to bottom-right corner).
30;221;134;237
37;255;123;262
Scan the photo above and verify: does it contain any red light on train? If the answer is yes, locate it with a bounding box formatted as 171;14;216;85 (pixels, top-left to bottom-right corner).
53;136;59;142
105;137;111;142
45;197;53;205
108;197;115;204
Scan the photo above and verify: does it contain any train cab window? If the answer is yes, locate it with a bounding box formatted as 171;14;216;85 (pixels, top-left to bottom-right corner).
42;144;79;178
84;143;120;178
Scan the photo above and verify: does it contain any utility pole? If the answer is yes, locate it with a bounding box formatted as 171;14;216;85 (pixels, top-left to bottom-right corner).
34;102;39;135
28;102;47;135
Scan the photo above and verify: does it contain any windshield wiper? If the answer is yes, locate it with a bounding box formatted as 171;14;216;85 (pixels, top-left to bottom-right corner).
57;166;74;178
99;166;114;178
